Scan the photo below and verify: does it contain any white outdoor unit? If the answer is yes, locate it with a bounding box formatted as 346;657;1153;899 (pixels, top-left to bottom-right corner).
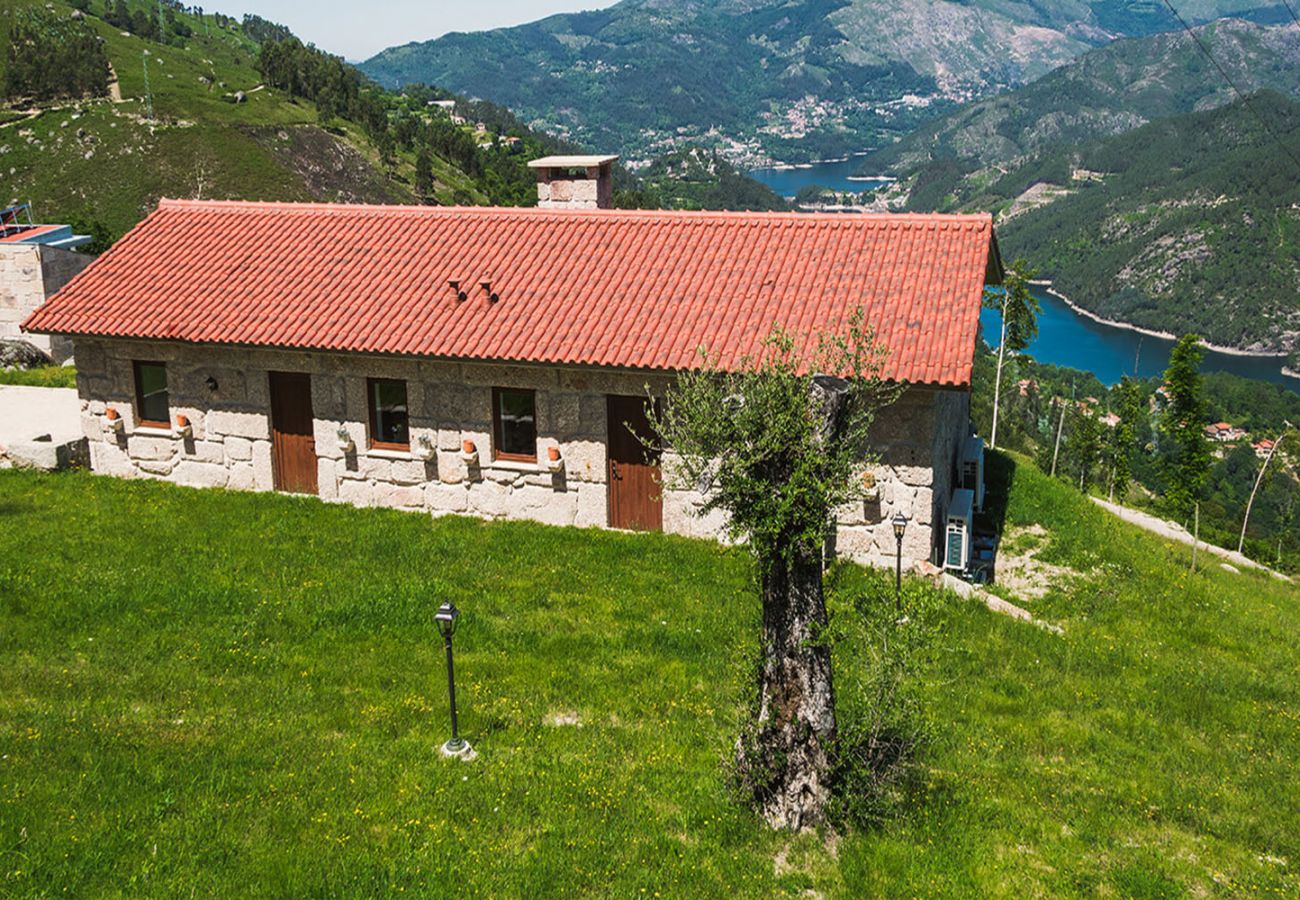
961;436;985;511
944;488;975;572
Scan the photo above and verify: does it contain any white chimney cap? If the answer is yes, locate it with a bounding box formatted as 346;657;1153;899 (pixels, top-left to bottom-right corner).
528;155;619;169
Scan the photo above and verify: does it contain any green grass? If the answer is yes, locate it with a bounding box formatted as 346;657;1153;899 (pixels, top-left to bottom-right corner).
1;453;1298;895
0;365;76;388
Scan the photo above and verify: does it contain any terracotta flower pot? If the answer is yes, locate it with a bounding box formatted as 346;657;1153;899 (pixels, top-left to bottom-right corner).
462;439;476;454
547;446;561;461
104;407;119;421
175;414;190;428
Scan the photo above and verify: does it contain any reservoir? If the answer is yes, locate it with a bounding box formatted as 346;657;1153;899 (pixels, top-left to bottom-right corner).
749;158;1299;392
749;156;890;196
981;290;1300;390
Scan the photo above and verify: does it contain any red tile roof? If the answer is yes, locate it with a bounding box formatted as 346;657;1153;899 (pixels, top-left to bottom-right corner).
24;200;1000;386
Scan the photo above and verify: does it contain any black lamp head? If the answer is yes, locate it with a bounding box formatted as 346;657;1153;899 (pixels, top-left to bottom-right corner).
435;601;460;638
891;512;908;540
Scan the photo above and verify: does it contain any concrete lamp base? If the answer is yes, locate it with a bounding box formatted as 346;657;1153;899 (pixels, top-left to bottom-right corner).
440;739;476;760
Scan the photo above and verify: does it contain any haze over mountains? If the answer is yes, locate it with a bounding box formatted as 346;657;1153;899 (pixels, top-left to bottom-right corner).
360;0;1292;163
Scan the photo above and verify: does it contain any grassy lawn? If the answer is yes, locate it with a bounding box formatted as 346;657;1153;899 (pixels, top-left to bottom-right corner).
1;456;1298;895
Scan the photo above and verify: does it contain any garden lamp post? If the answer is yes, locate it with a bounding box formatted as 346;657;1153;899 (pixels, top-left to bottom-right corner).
434;601;470;757
891;512;908;612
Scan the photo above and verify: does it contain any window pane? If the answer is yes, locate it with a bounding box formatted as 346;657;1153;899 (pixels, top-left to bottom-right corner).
137;363;169;423
370;379;409;445
497;389;535;457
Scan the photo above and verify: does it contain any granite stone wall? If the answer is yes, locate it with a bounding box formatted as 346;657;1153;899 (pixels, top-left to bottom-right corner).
1;245;93;363
73;338;970;569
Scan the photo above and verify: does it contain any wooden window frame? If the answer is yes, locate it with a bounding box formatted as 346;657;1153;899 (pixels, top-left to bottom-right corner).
132;360;170;428
366;377;410;451
492;387;537;463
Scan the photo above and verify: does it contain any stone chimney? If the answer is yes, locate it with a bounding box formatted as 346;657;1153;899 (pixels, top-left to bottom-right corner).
528;155;618;209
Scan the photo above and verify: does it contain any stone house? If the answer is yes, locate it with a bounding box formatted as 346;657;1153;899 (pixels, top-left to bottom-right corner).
24;158;1002;569
1;206;93;363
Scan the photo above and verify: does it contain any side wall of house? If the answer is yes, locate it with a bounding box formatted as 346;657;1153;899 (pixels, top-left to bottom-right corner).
73;339;969;569
1;245;93;363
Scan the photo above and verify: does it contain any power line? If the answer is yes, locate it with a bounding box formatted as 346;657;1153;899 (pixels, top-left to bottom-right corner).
1158;0;1300;173
1274;0;1300;31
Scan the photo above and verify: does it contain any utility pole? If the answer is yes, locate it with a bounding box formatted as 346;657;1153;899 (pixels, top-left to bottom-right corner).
1191;502;1200;573
1051;397;1066;478
1238;422;1291;555
990;289;1009;450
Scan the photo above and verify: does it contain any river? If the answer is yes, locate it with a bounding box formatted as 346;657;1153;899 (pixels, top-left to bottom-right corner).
748;159;1299;391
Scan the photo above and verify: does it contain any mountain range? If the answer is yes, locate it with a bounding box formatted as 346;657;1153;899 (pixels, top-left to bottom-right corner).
360;0;1292;163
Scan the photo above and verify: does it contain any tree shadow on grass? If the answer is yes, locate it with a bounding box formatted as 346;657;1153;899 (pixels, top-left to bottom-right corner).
974;450;1016;583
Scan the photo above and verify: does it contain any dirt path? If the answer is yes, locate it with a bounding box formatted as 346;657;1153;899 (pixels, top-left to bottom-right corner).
1091;497;1292;582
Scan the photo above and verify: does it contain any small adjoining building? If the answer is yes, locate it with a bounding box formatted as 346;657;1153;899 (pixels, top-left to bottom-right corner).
23;159;1002;570
1;203;93;364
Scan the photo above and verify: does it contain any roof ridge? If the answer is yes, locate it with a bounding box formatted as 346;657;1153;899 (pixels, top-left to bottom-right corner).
156;198;991;228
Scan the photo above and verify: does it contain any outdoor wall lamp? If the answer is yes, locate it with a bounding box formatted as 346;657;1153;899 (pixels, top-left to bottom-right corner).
891;512;908;613
435;601;471;758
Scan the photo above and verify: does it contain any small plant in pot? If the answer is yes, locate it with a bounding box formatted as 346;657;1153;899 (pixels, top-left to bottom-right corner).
460;439;478;465
104;407;124;434
546;445;563;472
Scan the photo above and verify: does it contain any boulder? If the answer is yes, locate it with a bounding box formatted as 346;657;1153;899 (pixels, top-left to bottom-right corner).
0;339;52;370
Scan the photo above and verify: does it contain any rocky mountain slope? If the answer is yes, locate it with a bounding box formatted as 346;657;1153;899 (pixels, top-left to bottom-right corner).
360;0;1289;163
865;19;1300;200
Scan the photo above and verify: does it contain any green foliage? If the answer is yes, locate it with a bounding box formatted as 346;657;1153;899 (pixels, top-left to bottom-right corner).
651;316;897;570
0;365;77;388
1104;377;1142;499
826;570;938;828
631;148;788;212
3;7;109;102
1159;335;1212;521
982;258;1041;354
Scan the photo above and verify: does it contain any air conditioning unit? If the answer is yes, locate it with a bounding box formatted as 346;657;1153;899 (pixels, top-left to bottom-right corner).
945;488;974;572
961;436;985;511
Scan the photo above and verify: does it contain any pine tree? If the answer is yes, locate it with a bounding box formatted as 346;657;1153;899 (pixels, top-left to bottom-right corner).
1159;335;1211;522
1105;376;1142;501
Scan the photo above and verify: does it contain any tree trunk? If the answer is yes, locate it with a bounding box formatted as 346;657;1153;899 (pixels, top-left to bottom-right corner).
737;550;837;830
735;373;844;830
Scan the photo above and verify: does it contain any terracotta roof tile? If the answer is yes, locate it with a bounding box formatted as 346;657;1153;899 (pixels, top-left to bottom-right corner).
23;200;999;387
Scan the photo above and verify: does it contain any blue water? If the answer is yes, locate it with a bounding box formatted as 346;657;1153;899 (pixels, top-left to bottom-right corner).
748;156;890;197
981;289;1300;390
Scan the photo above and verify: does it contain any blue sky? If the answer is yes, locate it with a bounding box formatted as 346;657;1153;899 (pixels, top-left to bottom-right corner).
202;1;618;61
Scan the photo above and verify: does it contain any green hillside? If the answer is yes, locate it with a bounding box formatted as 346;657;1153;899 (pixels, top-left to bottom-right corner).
359;0;1290;164
994;92;1300;353
0;0;544;240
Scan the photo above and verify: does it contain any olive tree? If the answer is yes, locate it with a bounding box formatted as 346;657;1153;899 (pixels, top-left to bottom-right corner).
647;313;898;829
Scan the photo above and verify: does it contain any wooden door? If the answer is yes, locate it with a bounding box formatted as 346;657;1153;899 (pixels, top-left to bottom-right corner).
607;394;662;531
269;371;317;495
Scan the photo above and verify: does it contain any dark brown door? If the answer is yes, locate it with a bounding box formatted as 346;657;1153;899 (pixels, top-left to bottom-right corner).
269;371;317;494
607;394;662;531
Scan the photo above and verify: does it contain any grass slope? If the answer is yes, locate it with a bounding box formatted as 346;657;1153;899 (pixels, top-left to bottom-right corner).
1;454;1298;894
0;0;485;238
